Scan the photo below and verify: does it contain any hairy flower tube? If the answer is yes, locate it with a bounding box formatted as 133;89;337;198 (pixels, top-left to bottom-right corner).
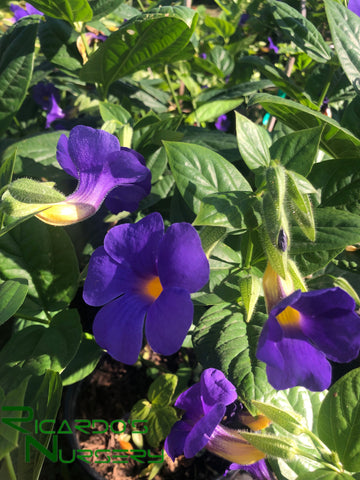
32;82;65;129
10;2;42;21
83;212;209;364
257;284;360;391
35;126;151;226
165;368;266;466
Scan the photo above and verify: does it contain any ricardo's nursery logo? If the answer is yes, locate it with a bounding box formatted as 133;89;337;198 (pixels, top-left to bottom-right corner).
1;406;164;464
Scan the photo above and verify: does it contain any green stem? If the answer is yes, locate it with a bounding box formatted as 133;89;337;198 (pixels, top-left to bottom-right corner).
317;66;335;110
137;0;146;12
13;313;50;325
5;453;17;480
80;31;91;59
244;234;254;268
164;65;182;115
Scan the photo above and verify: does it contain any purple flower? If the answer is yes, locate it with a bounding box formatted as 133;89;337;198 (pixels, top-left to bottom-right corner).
215;114;231;132
348;0;360;16
238;13;249;27
32;82;65;129
199;53;207;59
267;37;279;54
83;213;209;364
257;287;360;391
165;368;265;465
10;2;42;21
226;459;274;480
36;126;151;226
85;31;107;44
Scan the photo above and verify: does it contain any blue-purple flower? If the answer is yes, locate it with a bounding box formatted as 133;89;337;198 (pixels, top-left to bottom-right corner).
257;285;360;391
10;2;43;21
348;0;360;16
83;213;210;364
215;114;231;132
165;368;266;465
226;459;274;480
267;37;279;54
32;82;65;129
36;126;151;226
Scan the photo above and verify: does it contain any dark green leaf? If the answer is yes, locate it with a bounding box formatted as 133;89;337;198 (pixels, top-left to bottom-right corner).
89;0;123;20
268;0;332;63
81;7;198;92
196;80;274;104
61;333;102;386
251;94;360;158
146;406;178;447
192;304;272;415
0;219;79;313
0;17;39;135
297;471;355;480
28;0;93;23
165;141;251;214
270;126;322;176
0;280;28;327
325;0;360;95
318;368;360;472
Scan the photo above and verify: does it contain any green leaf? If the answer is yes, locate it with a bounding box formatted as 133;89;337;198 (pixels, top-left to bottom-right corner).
28;0;93;23
15;370;62;480
239;268;262;323
148;374;177;407
235;112;271;172
165;141;251;214
0;280;28;327
0;149;16;229
204;15;235;38
0;366;30;460
88;0;123;20
208;46;234;77
268;0;332;63
61;333;102;386
0;310;82;375
130;399;152;421
252;400;306;435
0;17;39;135
196;80;274;104
238;57;316;108
325;0;360;94
318;367;360;472
199;226;227;258
269;126;323;177
99;102;131;124
146;406;178;447
80;7;198;92
297;470;356;480
186;98;243;124
39;18;82;71
192;304;272;415
194;192;261;230
0;219;79;313
286;171;315;241
251;94;360;159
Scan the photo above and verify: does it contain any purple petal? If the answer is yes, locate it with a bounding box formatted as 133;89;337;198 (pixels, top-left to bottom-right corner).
229;459;274;480
68;126;121;173
164;420;192;461
145;287;194;355
200;369;237;414
93;294;147;364
10;4;28;20
184;403;226;457
83;246;138;306
298;289;360;363
158;223;209;293
264;336;331;391
215;115;230;132
105;183;150;213
57;134;78;179
268;37;279;54
348;0;360;16
25;3;43;15
175;383;203;421
104;213;164;277
256;313;285;368
45;94;65;128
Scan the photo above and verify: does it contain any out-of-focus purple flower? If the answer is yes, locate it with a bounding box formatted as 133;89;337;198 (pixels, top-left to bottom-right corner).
35;126;151;226
165;368;266;465
200;53;207;59
83;213;209;364
226;459;274;480
267;37;279;54
348;0;360;16
238;13;249;27
215;114;231;132
85;31;107;44
257;286;360;391
32;82;65;129
10;2;42;21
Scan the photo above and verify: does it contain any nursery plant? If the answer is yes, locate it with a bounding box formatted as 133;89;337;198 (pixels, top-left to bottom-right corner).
0;0;360;479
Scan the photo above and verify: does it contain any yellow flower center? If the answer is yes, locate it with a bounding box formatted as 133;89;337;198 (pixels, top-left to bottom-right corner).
141;276;163;301
276;306;301;328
